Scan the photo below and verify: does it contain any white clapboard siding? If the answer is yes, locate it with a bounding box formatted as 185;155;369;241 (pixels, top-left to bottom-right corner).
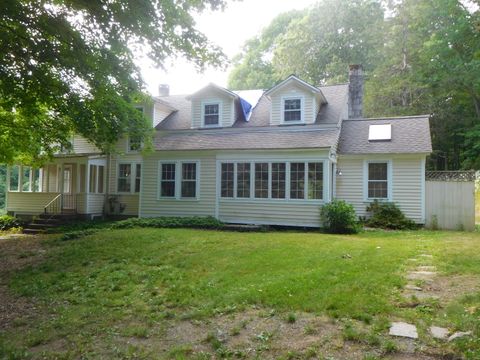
426;181;475;231
72;135;101;154
191;89;234;128
140;151;216;217
219;200;322;227
270;83;316;125
336;155;425;223
87;194;105;215
6;192;59;214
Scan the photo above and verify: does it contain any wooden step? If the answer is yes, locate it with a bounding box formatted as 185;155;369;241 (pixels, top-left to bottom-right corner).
23;228;47;235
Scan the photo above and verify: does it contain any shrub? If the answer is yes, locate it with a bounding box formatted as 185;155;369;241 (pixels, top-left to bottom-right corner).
110;216;224;230
320;200;359;234
0;215;24;231
60;216;225;241
365;200;417;230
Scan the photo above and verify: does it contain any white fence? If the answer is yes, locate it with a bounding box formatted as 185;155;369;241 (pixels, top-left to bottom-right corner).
425;171;476;231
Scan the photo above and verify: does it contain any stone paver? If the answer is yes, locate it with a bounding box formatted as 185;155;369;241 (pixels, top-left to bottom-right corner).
417;266;436;271
405;284;422;291
389;322;418;339
448;331;472;342
418;254;433;258
404;292;439;301
406;272;436;281
430;326;449;340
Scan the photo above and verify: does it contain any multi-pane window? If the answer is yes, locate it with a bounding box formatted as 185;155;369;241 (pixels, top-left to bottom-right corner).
158;162;199;199
254;163;269;198
308;163;323;200
118;164;131;193
9;165;19;191
204;103;220;126
236;163;251;198
90;165;105;193
128;136;142;152
271;163;286;199
135;164;141;193
181;163;197;198
290;162;305;199
118;163;141;193
283;98;302;122
220;161;323;200
160;163;176;197
221;163;234;198
368;162;388;198
22;167;31;192
89;165;97;193
98;166;104;193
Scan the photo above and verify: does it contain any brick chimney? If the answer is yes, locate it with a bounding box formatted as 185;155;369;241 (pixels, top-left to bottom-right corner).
158;84;170;97
348;64;364;118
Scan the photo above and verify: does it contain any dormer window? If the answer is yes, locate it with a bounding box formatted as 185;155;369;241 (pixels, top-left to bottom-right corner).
282;97;303;123
202;101;221;127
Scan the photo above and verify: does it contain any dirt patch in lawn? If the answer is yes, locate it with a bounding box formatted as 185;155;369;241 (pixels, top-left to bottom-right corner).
110;309;443;360
0;235;47;331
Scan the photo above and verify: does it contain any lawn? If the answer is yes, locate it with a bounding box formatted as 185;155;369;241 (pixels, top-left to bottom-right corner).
1;228;480;359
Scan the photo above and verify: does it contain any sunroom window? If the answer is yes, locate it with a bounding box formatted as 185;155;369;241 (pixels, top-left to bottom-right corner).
220;161;323;200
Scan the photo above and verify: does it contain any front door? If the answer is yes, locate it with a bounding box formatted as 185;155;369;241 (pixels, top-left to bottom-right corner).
62;165;74;210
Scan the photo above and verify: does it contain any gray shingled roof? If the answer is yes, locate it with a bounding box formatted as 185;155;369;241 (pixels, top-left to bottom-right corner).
154;127;339;151
338;116;432;154
155;84;348;130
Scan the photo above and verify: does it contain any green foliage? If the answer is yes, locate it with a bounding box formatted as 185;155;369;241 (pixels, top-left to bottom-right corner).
228;10;306;90
0;215;24;231
0;165;5;210
321;199;359;234
228;0;384;88
365;201;417;230
0;0;227;164
59;216;224;240
110;216;224;230
229;0;480;169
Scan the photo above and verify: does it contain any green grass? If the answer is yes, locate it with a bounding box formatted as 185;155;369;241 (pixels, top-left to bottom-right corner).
1;228;480;358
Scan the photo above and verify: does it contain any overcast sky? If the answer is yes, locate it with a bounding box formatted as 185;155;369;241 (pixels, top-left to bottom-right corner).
139;0;318;96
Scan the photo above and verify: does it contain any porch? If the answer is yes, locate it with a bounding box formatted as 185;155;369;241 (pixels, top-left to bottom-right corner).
6;156;107;217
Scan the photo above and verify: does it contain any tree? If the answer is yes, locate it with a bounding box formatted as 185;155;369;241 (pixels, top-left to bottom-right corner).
0;0;227;165
365;0;480;169
228;0;385;89
228;10;306;90
272;0;385;85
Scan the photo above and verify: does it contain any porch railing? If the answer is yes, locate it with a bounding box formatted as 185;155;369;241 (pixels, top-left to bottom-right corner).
44;194;62;214
44;193;78;214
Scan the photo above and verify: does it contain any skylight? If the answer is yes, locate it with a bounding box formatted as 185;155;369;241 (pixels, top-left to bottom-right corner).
368;124;392;141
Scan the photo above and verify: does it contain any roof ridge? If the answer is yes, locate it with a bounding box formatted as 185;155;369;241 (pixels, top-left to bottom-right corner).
318;83;349;87
344;115;431;121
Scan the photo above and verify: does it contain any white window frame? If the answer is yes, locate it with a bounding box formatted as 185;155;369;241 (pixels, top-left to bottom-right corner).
363;160;392;201
157;160;200;200
218;160;325;202
117;162;142;194
127;106;145;153
281;96;304;124
201;99;222;128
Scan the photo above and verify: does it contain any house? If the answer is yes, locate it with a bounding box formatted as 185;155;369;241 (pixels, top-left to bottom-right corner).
4;65;432;227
